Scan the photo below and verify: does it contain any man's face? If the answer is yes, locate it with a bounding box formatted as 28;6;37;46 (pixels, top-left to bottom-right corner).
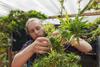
27;21;45;40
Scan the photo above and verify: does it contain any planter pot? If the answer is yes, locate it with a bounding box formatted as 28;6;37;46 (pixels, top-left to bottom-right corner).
80;37;100;67
96;36;100;67
80;54;97;67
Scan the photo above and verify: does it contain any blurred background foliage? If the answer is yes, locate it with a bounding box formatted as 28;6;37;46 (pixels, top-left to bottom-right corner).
0;10;48;66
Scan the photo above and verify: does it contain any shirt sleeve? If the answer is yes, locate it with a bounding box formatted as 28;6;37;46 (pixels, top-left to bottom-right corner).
21;40;33;50
64;44;81;54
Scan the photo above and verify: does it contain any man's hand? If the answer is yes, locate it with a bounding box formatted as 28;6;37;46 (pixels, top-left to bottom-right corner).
32;37;51;54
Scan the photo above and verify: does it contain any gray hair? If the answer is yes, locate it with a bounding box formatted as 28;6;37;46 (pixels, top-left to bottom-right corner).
25;18;43;33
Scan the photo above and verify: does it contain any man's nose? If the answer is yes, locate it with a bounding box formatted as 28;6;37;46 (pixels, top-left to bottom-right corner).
34;30;39;34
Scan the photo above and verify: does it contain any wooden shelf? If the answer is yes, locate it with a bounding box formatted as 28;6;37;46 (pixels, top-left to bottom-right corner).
96;0;100;3
48;11;100;19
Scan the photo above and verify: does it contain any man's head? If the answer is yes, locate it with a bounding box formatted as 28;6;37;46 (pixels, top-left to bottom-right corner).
25;18;45;40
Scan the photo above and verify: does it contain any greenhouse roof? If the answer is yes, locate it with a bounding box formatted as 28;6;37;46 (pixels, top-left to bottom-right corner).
0;0;90;16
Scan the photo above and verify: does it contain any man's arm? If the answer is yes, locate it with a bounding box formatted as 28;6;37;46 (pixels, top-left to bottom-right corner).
52;31;92;53
71;38;92;53
11;43;36;67
11;37;51;67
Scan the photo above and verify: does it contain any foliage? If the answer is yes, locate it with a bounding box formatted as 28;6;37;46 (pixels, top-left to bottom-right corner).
59;15;100;44
0;0;99;66
81;17;100;43
0;32;10;53
87;0;100;10
33;0;100;67
0;10;48;65
58;15;88;43
0;32;9;66
33;16;100;67
79;0;100;15
34;51;80;67
33;23;81;67
0;32;10;47
0;10;48;49
43;23;56;36
0;10;48;33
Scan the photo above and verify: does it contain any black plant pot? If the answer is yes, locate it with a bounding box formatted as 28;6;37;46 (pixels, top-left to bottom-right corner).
96;36;100;67
80;53;97;67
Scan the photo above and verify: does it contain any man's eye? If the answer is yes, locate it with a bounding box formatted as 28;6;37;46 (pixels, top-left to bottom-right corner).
36;27;41;30
30;29;34;33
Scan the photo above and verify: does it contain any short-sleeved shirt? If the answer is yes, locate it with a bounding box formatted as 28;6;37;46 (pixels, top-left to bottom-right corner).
21;40;36;67
21;40;81;67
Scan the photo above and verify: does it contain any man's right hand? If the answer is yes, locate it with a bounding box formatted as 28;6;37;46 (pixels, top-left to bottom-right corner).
31;37;51;54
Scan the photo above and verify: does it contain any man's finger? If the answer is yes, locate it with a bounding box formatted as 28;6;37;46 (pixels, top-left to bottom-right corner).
38;46;50;51
37;37;49;42
38;51;48;54
38;41;51;47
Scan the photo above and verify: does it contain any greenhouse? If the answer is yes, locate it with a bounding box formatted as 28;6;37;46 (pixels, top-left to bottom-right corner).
0;0;100;67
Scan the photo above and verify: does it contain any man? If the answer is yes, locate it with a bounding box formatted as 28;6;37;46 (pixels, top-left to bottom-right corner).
11;18;92;67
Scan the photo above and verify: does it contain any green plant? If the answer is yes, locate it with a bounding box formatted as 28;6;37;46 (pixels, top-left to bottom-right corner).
34;51;80;67
33;15;100;67
82;17;100;43
0;10;48;47
32;0;100;67
33;23;81;67
0;10;48;66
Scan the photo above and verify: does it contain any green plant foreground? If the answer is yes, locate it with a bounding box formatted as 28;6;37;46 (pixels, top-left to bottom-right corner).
33;14;100;67
34;51;80;67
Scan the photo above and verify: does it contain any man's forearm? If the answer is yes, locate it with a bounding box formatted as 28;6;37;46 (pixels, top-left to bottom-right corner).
11;44;35;67
71;38;92;53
